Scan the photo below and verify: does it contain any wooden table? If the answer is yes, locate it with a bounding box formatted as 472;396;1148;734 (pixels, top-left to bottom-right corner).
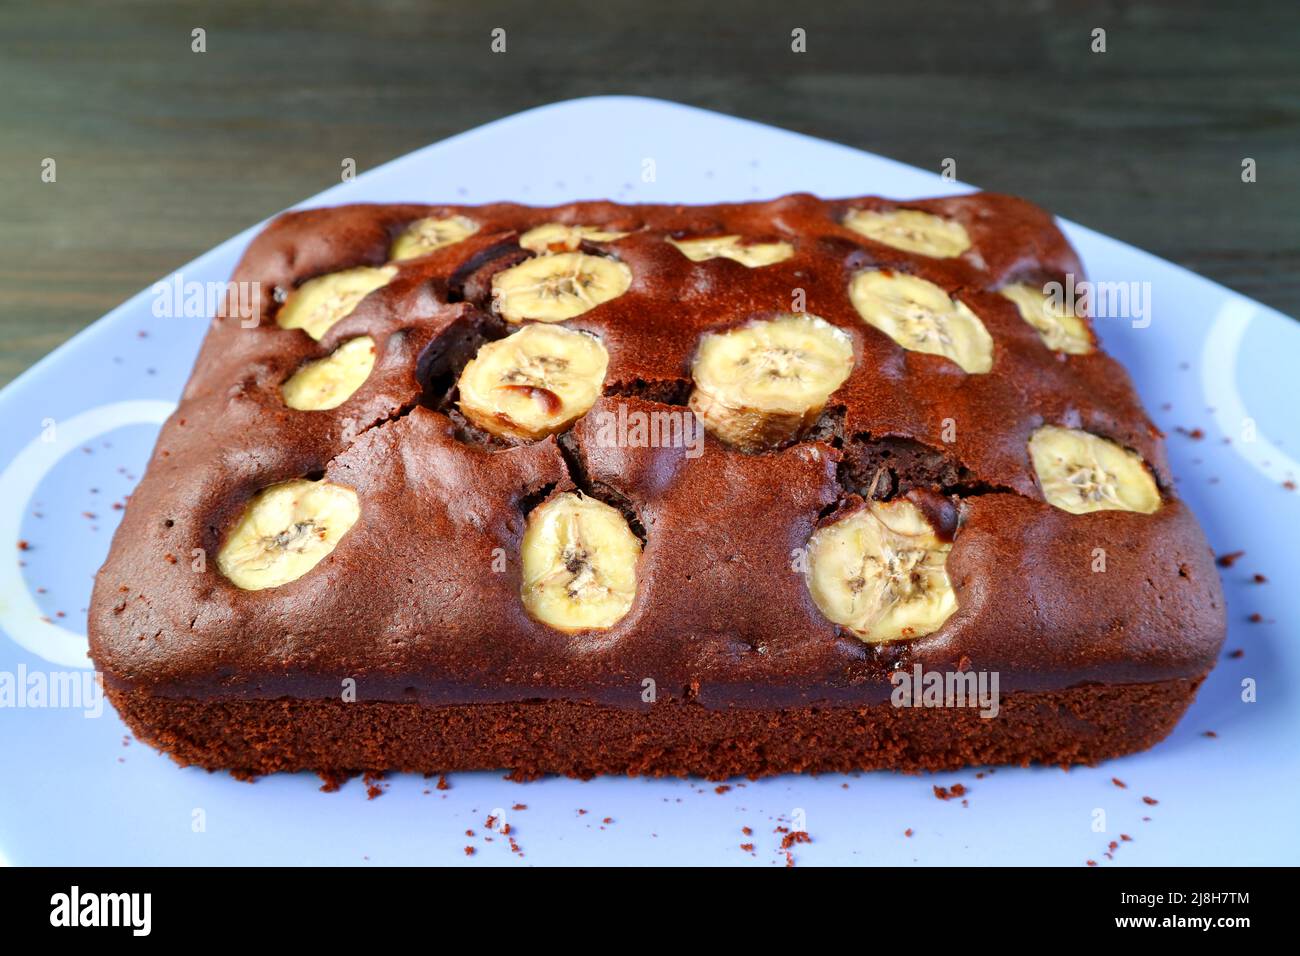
2;0;1296;385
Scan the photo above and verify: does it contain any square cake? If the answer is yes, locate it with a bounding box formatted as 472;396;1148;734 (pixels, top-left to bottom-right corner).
89;193;1226;779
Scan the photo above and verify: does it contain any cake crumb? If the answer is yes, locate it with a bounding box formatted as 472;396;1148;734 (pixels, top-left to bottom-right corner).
464;846;475;856
1111;777;1127;789
780;831;811;850
1142;795;1158;805
1215;550;1245;568
933;783;967;801
318;770;353;793
436;774;450;790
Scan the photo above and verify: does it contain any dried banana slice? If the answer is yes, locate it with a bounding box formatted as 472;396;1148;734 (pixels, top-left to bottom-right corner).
842;208;971;258
216;479;360;591
521;492;641;632
806;498;957;643
519;223;629;253
849;271;994;373
389;215;479;261
999;283;1092;355
281;336;377;411
668;235;794;267
276;265;397;341
1029;425;1161;514
689;313;855;451
491;252;632;323
457;324;609;440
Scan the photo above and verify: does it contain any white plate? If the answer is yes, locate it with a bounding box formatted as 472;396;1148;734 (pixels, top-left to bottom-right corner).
1;96;1296;866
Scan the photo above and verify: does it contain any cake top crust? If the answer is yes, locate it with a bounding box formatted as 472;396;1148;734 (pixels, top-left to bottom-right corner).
89;193;1225;707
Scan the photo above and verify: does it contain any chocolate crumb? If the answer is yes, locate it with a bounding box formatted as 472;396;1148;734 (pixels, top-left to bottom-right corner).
1228;649;1244;659
1215;550;1245;568
1142;796;1158;806
464;846;475;856
1112;777;1127;789
780;831;812;850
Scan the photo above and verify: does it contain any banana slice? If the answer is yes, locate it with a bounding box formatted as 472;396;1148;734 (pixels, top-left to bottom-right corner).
843;208;971;258
216;479;360;591
1028;425;1161;514
689;313;855;452
849;271;994;373
389;215;479;261
457;325;609;440
276;265;397;341
668;235;794;268
999;283;1093;355
491;252;633;323
806;498;957;643
519;223;629;253
281;336;377;411
521;492;641;632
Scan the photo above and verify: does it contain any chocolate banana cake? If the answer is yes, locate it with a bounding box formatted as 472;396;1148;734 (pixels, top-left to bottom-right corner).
88;193;1226;780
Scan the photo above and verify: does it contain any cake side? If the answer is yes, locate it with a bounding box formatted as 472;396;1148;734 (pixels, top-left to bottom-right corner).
107;680;1206;781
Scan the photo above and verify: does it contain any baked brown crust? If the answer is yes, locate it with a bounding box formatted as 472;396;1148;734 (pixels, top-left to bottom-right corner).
89;193;1225;774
